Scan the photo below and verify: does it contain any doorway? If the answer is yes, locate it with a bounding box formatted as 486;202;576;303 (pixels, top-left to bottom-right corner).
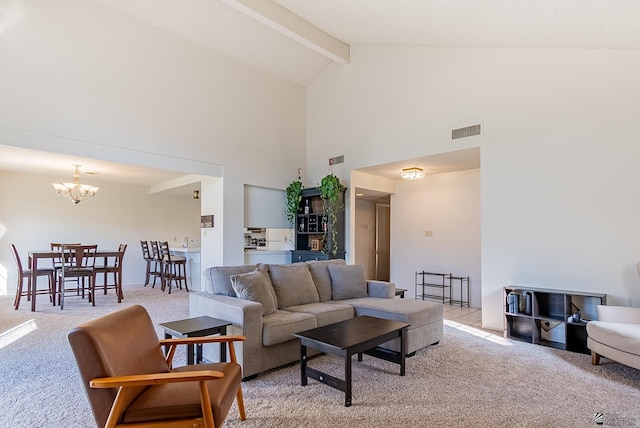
376;203;390;281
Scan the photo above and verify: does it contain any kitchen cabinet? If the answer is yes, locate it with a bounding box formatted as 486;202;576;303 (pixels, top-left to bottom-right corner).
291;188;345;262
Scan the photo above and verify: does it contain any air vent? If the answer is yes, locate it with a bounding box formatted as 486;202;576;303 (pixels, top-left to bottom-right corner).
452;124;481;140
329;155;344;165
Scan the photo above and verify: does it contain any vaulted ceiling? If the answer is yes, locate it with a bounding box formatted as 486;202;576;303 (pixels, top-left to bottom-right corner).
95;0;640;87
3;1;639;188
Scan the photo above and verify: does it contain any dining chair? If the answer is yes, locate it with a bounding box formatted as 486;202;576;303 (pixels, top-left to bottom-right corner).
51;242;82;293
94;244;127;302
56;244;98;309
50;242;80;270
10;244;55;310
158;241;188;294
67;305;246;428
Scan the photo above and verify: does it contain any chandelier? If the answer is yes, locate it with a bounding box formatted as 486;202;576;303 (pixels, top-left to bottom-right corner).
400;167;425;180
52;164;99;205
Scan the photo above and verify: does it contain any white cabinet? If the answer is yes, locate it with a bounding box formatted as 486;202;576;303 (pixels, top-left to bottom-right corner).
244;250;290;265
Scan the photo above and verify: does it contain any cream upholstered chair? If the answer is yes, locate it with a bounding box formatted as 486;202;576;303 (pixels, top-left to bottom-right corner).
67;305;246;428
587;305;640;370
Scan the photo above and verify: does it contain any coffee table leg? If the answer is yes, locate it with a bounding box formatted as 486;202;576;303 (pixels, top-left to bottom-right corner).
220;326;227;362
163;332;171;356
187;343;195;365
300;344;308;386
196;344;203;364
345;353;352;407
400;327;407;376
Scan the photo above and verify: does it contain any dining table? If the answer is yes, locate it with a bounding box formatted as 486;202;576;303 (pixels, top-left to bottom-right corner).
28;249;125;312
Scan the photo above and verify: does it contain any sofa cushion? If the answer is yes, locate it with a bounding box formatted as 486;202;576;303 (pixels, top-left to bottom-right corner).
208;265;257;296
347;297;444;327
328;264;367;300
262;310;316;346
269;264;320;309
285;302;355;327
230;270;278;316
306;259;346;302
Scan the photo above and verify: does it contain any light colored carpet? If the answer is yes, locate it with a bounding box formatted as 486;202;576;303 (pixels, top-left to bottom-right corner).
2;287;640;427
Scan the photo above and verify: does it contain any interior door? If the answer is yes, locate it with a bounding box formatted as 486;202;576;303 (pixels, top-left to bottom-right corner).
376;204;390;281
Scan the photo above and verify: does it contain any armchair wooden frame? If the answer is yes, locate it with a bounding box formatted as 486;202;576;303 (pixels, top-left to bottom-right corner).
89;335;247;428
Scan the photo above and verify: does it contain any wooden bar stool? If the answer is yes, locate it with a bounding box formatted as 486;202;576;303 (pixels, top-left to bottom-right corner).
149;241;163;288
158;241;188;294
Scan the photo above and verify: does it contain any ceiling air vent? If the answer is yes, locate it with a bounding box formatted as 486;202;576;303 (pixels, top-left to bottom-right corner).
452;124;481;140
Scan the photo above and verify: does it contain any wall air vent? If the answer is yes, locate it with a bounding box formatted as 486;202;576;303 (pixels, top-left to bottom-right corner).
452;124;481;140
329;155;344;165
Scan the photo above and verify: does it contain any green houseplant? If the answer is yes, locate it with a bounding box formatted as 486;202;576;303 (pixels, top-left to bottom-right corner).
285;179;303;229
318;173;345;255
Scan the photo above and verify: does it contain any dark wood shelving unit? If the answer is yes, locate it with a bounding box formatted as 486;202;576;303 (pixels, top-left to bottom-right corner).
291;187;346;262
503;286;606;354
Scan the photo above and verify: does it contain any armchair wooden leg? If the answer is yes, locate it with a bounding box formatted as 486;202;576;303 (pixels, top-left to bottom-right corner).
199;380;215;428
237;385;246;421
592;351;601;365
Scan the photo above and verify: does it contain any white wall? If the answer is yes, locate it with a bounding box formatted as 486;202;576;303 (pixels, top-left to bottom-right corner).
0;170;200;294
308;46;640;329
391;169;481;307
0;0;306;268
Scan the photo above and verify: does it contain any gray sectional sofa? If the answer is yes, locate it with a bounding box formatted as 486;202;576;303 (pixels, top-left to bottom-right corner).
189;259;444;379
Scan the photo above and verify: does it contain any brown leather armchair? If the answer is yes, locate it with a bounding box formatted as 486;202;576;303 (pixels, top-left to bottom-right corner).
67;305;246;428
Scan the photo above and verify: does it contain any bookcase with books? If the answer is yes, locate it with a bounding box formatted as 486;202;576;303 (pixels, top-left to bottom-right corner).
503;286;606;354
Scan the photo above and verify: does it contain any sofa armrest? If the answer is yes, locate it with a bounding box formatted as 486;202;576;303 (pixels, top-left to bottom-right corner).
189;292;264;376
189;292;263;327
367;280;396;299
596;305;640;323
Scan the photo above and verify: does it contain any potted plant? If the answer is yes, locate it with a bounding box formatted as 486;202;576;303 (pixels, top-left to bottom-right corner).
285;178;303;229
318;173;345;255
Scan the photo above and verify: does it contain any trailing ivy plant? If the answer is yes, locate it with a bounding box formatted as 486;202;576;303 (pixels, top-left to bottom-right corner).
285;179;303;229
318;173;345;255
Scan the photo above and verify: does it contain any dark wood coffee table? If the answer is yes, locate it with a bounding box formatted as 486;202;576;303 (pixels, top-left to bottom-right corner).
294;315;409;407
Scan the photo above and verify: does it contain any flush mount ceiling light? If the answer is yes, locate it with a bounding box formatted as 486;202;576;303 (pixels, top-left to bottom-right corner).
400;167;425;180
52;164;99;205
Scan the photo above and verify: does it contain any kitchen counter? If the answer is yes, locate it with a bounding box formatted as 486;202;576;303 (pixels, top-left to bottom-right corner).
169;247;201;253
244;250;290;264
243;249;288;255
169;247;201;291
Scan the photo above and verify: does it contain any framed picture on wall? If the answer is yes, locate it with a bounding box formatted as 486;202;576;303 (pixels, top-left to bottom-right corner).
311;239;321;251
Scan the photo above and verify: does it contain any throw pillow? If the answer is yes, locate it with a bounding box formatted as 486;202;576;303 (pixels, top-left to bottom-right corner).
307;259;346;302
269;264;319;309
230;270;278;315
209;265;256;296
328;264;367;300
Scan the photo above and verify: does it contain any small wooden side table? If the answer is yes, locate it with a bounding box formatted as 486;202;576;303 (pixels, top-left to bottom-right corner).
395;288;407;298
159;316;231;365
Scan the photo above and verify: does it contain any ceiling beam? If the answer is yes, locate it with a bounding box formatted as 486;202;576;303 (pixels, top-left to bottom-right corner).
221;0;350;64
